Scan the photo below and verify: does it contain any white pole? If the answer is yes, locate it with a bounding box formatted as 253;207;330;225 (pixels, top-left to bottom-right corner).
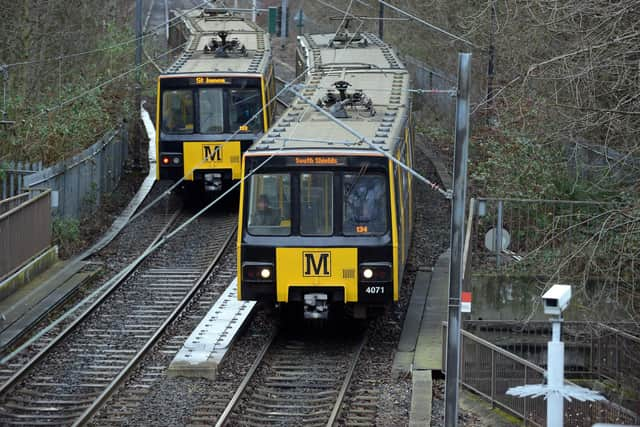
547;318;564;427
252;0;257;22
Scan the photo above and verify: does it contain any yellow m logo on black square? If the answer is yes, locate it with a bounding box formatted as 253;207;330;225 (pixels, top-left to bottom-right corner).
303;251;331;277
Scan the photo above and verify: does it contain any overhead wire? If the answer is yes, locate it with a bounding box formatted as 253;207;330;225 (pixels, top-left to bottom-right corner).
0;140;287;366
320;0;480;50
127;69;311;225
2;40;190;160
2;0;214;69
286;84;451;198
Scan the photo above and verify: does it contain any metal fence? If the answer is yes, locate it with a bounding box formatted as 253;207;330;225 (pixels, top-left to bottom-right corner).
465;321;640;402
0;161;43;200
469;197;612;278
403;55;456;118
23;124;128;219
0;189;52;280
442;322;640;426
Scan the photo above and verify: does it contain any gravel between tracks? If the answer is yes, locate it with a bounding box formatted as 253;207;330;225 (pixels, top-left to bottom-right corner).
94;134;453;426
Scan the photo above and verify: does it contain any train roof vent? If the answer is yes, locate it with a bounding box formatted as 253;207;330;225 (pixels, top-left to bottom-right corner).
201;3;235;18
203;31;248;58
317;80;376;119
328;18;368;48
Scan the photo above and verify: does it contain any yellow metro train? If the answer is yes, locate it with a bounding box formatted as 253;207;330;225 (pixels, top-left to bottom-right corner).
237;31;414;319
156;8;275;194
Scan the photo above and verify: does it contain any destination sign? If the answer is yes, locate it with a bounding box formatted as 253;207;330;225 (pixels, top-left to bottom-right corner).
195;77;229;85
291;156;345;166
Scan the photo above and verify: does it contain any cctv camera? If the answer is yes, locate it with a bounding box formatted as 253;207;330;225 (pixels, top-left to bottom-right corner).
542;284;571;316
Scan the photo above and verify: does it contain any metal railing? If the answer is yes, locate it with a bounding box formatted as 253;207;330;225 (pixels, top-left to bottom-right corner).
442;322;640;426
403;55;456;118
0;189;52;280
23;124;128;220
0;161;43;200
465;321;640;391
469;197;615;278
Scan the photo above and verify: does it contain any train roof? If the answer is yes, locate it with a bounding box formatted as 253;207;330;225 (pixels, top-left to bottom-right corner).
298;32;404;71
164;9;271;75
247;33;410;157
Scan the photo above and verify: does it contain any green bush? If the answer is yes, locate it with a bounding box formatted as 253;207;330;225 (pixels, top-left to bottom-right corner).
52;216;81;250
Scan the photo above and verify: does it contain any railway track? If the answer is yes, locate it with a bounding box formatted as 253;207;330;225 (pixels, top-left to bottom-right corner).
216;330;367;427
87;249;238;425
0;210;237;425
0;189;181;385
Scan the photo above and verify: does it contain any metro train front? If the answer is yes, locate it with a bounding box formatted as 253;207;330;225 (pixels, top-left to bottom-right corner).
237;32;414;319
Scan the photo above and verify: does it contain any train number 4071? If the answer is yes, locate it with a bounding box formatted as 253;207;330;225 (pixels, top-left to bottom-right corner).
365;286;385;294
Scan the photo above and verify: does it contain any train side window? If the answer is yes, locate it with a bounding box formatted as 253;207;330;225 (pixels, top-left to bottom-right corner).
247;173;291;236
162;89;194;133
198;88;224;133
343;174;388;235
300;173;333;236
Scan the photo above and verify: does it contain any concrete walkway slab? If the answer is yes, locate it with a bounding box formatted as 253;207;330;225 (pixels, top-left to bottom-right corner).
409;369;433;427
168;278;255;380
0;261;102;349
393;269;432;375
414;249;449;372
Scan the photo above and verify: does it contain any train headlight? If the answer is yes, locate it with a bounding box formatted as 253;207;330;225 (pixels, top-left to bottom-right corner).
360;263;392;282
243;263;275;282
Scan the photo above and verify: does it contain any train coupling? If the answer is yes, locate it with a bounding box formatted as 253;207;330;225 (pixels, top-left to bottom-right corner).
204;172;222;192
303;293;329;320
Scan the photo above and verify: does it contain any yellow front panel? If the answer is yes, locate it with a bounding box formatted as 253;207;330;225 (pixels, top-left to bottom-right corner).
182;141;242;180
276;247;358;302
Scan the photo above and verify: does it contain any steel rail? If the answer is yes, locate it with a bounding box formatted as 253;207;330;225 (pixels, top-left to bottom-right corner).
214;330;277;427
0;207;182;393
74;224;239;426
326;332;368;426
274;76;292;108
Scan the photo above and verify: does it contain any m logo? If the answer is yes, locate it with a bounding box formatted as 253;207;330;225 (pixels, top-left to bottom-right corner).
303;252;331;277
203;145;222;161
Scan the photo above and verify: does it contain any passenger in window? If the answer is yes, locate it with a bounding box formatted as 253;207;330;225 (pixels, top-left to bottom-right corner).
367;182;386;232
253;194;280;226
345;179;386;233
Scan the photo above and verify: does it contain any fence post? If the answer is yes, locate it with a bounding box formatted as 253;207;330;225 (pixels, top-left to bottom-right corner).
523;366;528;425
17;161;23;194
491;349;496;406
2;168;6;199
496;199;503;268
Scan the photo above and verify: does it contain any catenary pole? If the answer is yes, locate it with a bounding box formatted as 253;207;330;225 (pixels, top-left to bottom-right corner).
444;52;472;427
164;0;169;41
378;2;384;40
281;0;288;47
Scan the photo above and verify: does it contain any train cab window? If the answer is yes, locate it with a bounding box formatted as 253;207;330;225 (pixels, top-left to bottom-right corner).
162;89;194;133
300;173;333;236
343;174;388;235
229;89;264;133
198;88;224;133
247;173;291;236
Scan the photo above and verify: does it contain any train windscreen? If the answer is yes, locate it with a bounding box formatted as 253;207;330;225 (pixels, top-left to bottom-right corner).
160;77;264;134
247;173;291;236
343;174;388;235
245;170;388;237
